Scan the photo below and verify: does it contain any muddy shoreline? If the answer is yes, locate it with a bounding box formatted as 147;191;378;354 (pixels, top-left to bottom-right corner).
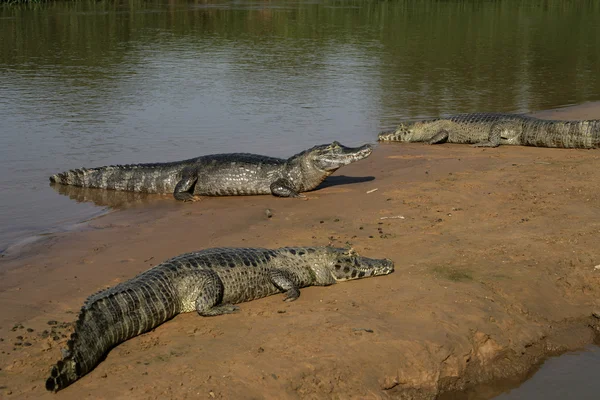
1;104;600;399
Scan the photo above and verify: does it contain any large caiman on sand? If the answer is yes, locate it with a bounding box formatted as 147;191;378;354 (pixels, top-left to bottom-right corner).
45;246;394;392
49;142;373;201
378;113;600;148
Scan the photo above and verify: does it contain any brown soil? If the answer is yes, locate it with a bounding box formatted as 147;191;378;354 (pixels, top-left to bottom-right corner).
1;103;600;399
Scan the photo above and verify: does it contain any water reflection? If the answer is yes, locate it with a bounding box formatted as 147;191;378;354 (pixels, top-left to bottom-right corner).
50;183;159;208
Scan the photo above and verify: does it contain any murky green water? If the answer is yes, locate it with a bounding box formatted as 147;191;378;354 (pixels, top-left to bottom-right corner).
1;0;599;250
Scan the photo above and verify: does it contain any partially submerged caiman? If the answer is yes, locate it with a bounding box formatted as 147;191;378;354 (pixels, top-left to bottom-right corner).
378;113;600;148
45;246;394;391
50;142;373;201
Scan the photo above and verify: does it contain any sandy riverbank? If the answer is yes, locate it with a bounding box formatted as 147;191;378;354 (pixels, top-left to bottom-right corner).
1;103;600;399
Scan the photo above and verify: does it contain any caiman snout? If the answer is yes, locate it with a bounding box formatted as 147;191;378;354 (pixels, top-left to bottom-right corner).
362;257;394;276
379;259;395;275
339;143;373;161
328;254;395;282
311;141;373;171
356;143;373;154
378;130;398;141
344;143;373;160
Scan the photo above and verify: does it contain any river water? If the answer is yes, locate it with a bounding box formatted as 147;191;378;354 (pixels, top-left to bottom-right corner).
492;345;600;400
1;0;599;397
1;0;599;251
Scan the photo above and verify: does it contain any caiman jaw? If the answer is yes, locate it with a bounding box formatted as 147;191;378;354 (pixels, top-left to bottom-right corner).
329;253;395;282
378;130;398;141
325;143;373;169
354;144;373;159
342;144;373;163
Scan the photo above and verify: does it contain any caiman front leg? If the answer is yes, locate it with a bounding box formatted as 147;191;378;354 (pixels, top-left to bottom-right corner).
270;178;305;198
427;130;450;144
269;269;301;302
173;171;199;202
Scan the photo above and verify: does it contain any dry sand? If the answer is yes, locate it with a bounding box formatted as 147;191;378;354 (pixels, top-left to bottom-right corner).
1;103;600;399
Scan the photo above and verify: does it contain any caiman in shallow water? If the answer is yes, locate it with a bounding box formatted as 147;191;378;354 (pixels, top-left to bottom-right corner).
378;113;600;148
50;142;373;201
45;246;394;391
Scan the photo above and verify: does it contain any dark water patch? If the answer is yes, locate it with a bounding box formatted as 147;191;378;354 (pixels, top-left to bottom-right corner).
491;345;600;400
441;345;600;400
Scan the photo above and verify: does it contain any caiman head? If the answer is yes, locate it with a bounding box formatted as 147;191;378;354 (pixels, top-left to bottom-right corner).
309;247;394;284
378;121;421;142
303;141;373;172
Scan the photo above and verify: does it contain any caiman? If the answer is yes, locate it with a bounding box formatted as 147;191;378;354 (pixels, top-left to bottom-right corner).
49;142;373;201
45;246;394;392
378;113;600;148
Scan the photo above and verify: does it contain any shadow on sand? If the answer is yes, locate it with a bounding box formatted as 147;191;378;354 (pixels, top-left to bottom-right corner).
316;175;375;190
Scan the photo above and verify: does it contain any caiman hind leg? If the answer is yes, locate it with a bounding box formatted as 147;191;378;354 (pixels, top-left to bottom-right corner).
473;121;514;148
194;270;240;316
270;178;305;198
269;269;301;302
173;170;199;202
427;130;450;144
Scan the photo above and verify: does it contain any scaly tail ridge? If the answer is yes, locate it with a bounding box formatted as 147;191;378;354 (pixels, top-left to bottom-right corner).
45;303;97;392
46;276;180;391
46;355;80;392
49;168;93;186
49;161;190;193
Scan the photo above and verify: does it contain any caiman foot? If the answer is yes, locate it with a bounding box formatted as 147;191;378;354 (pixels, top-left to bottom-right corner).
270;178;303;198
198;304;240;316
283;288;301;302
472;141;500;148
173;192;198;202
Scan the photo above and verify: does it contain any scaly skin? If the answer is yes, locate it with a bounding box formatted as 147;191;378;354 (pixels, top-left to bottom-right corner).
45;246;394;392
49;142;373;201
378;113;600;148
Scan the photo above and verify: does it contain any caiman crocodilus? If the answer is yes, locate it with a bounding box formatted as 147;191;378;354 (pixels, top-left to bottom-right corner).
45;246;394;392
378;113;600;148
50;142;373;201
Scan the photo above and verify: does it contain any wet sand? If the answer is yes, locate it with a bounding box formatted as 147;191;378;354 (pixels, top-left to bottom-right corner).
1;104;600;399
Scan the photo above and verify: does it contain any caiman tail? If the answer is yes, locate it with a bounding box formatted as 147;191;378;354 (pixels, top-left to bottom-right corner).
46;277;180;392
49;167;101;186
49;160;193;193
521;119;600;148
